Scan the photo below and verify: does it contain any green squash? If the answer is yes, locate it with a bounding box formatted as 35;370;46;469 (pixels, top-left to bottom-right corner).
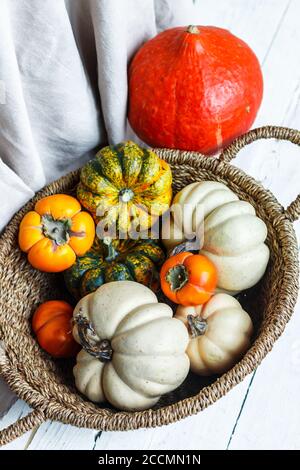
64;236;165;299
77;141;172;236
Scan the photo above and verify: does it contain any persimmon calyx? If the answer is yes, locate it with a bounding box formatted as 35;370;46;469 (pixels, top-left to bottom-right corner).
41;214;72;246
166;264;189;291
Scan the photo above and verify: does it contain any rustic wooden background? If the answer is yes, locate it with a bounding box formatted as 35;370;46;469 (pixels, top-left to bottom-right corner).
1;0;300;450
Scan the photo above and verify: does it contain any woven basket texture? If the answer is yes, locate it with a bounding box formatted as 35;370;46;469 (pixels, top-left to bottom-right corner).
0;126;299;445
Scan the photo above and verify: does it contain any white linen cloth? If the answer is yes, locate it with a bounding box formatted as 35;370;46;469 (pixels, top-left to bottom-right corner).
0;0;194;230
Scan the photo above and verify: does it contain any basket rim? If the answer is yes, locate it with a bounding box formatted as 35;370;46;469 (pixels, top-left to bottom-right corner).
0;149;299;432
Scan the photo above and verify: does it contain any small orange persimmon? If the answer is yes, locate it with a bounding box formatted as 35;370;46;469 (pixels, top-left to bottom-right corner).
160;252;217;306
32;300;79;358
19;194;95;272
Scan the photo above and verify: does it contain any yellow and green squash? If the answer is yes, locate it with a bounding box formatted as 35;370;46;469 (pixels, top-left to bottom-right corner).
77;141;172;235
64;236;165;299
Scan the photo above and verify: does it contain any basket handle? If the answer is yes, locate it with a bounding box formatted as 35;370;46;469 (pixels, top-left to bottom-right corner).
0;408;45;447
219;126;300;222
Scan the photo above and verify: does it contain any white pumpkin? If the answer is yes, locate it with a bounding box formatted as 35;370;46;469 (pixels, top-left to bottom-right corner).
201;200;269;293
72;281;190;411
175;293;253;376
162;181;239;252
162;181;269;294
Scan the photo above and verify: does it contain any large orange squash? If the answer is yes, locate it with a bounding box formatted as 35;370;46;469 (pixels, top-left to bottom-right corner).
129;25;263;155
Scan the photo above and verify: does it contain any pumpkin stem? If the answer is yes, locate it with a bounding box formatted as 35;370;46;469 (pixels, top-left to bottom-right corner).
119;188;134;203
187;314;207;337
168;237;201;258
74;314;113;362
103;237;119;261
166;264;189;291
41;214;72;246
186;25;200;34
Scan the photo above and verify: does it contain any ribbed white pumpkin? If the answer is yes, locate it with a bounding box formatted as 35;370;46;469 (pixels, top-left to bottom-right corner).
162;181;239;251
175;293;253;376
162;181;269;294
201;199;269;293
72;281;190;411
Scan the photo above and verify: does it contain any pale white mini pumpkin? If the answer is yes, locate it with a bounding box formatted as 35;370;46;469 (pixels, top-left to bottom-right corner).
200;200;269;293
175;293;253;376
73;281;190;411
162;181;269;294
162;181;239;252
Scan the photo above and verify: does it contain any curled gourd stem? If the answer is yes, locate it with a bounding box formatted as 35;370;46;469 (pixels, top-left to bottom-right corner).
103;237;119;262
74;314;113;362
168;237;201;258
187;314;207;338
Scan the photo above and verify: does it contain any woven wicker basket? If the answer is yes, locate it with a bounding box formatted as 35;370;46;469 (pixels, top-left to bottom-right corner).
0;126;299;446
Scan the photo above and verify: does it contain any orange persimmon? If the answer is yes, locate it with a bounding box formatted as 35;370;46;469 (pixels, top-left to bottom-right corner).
19;194;95;272
160;252;217;306
32;300;79;358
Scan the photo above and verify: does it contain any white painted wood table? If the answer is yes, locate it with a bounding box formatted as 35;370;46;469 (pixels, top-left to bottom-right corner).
1;0;300;450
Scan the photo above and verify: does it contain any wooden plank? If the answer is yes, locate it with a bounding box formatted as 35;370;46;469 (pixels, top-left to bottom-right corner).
0;401;33;450
231;0;299;178
0;378;16;419
95;377;252;451
26;422;99;450
193;0;290;61
227;0;300;448
228;99;300;448
22;378;255;450
228;296;300;450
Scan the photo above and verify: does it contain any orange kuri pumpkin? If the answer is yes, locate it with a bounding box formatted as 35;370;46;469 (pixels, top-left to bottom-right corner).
129;25;263;154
